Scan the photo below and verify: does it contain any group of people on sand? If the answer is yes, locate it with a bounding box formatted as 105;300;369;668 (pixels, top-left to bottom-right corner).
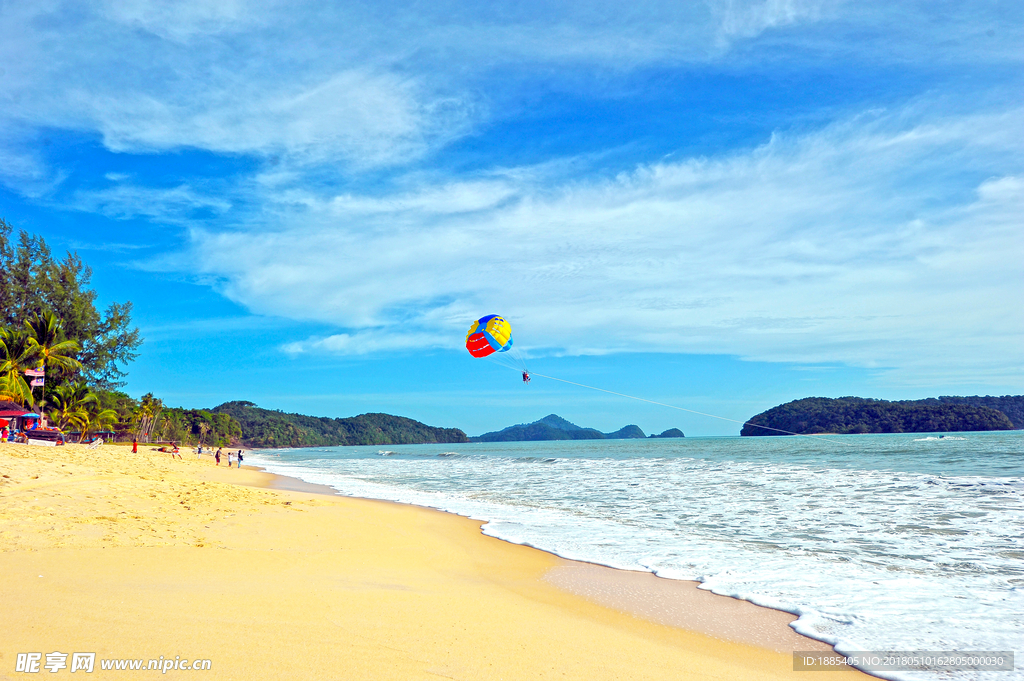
1;426;29;444
130;439;245;467
212;447;244;468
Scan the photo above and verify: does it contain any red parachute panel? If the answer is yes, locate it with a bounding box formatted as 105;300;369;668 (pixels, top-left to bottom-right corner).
466;333;496;357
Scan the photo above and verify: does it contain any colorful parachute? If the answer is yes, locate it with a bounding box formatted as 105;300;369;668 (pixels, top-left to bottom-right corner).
465;314;513;358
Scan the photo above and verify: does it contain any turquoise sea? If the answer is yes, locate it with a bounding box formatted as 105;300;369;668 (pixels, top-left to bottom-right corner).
249;431;1023;680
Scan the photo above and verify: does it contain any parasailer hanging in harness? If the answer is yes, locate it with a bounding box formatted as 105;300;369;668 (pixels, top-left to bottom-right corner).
522;371;530;383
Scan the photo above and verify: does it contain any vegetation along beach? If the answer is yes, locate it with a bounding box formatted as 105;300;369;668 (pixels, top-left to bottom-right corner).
2;1;1022;679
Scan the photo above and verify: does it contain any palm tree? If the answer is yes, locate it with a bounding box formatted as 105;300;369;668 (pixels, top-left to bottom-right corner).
0;373;25;403
133;393;163;443
80;399;119;443
25;311;82;406
48;383;95;433
0;328;41;406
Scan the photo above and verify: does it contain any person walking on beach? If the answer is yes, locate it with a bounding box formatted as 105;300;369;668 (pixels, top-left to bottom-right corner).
228;451;235;468
237;450;243;468
132;439;138;453
215;448;221;466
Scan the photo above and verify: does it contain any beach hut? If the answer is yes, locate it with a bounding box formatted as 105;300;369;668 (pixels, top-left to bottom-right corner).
0;403;66;445
0;400;25;418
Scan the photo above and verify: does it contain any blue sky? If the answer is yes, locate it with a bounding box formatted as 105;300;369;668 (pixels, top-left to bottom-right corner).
1;0;1021;436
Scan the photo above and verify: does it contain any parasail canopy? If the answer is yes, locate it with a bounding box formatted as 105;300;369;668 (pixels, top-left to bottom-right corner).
465;314;513;358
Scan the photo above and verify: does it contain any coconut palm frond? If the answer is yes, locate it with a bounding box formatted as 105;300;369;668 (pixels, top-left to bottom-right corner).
0;373;30;404
0;329;40;407
47;382;95;433
25;311;83;373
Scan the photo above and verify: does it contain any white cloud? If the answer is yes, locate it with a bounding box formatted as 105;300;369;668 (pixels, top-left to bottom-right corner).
97;0;257;42
283;330;449;356
0;3;476;172
0;123;67;198
2;0;1017;191
330;180;519;215
714;0;831;39
183;106;1023;386
76;68;474;168
0;144;60;198
72;184;232;221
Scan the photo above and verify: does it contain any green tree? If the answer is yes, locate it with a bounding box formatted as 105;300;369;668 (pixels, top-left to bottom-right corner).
79;400;119;443
133;393;163;443
158;410;196;444
94;390;140;438
0;220;142;389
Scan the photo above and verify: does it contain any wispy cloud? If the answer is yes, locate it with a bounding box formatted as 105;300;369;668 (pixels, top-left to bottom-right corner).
71;183;232;221
714;0;831;40
184;105;1023;385
283;330;450;356
97;0;259;42
2;0;1017;189
329;180;520;215
63;239;150;253
0;123;68;198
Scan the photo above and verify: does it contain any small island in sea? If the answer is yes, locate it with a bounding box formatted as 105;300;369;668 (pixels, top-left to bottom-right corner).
741;395;1022;436
471;414;683;442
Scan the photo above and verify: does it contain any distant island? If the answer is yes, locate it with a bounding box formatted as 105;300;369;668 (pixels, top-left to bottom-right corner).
472;414;683;442
212;401;468;448
741;396;1020;436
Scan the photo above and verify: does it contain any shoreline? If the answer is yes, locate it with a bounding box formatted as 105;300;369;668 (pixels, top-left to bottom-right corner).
1;442;866;679
243;462;840;656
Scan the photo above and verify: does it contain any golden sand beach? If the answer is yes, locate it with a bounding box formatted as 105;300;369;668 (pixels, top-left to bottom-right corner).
0;442;867;680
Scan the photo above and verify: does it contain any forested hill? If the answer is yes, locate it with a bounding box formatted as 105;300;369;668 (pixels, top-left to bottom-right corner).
741;396;1017;436
924;395;1024;429
472;414;683;442
212;402;469;448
